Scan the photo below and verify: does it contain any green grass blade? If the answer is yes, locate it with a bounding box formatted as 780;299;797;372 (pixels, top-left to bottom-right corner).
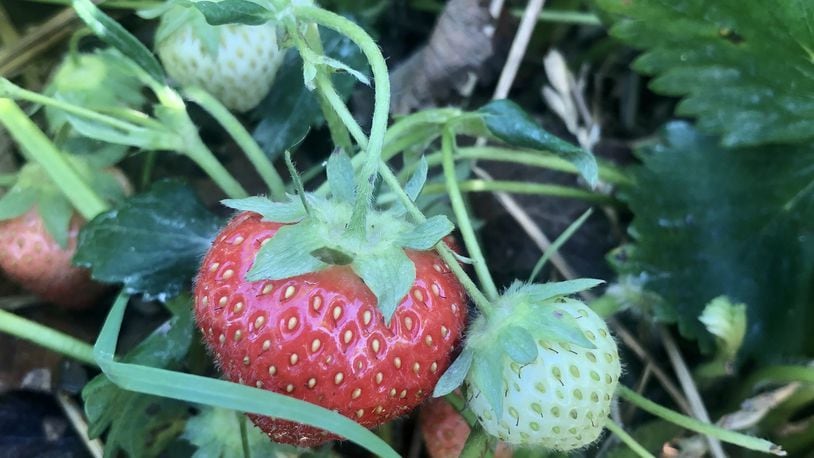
94;292;400;458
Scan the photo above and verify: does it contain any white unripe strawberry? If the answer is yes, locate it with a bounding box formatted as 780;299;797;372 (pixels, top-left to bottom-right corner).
434;280;621;451
155;2;284;112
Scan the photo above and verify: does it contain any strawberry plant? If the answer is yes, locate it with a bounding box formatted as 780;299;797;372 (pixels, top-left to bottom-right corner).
0;0;810;456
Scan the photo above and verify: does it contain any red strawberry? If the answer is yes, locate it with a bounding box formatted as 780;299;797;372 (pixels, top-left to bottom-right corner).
193;211;468;447
0;208;106;309
419;397;512;458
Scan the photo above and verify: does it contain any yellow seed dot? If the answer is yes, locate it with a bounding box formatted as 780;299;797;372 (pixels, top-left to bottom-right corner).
451;303;459;314
424;335;433;346
234;330;242;341
218;296;228;306
209;262;220;272
389;388;397;397
284;285;296;299
333;306;342;320
375;372;383;384
254;316;265;329
343;330;353;344
374;405;383;414
404;317;414;331
256;381;263;388
413;289;424;302
430;362;438;373
311;339;321;352
412;362;420;374
286;384;294;393
441;325;449;337
352;388;362;399
268;365;277;376
262;340;271;351
201;296;208;306
289;353;299;365
308;378;316;388
433;264;442;272
399;390;407;398
233;236;244;245
233;302;244;313
287;316;298;330
334;372;344;384
431;284;440;297
312;296;322;311
261;283;273;295
222;269;234;279
219;334;226;344
243;356;250;365
394;357;402;369
371;339;381;353
363;310;372;325
356;409;364;418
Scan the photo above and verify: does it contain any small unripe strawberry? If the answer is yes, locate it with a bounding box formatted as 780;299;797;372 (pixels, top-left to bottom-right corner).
155;2;283;112
419;397;512;458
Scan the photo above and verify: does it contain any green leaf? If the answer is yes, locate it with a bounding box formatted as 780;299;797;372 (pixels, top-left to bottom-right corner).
246;223;327;281
535;302;596;349
83;295;194;458
699;296;747;361
479;99;598;187
37;192;73;248
193;0;273;26
621;122;814;359
72;0;164;82
0;187;37;220
221;196;306;223
596;0;814;147
404;156;428;201
468;347;504;415
520;279;605;304
182;406;302;458
252;30;366;159
326;151;356;203
351;246;415;323
433;348;474;397
74;180;222;302
397;215;454;250
499;326;538;365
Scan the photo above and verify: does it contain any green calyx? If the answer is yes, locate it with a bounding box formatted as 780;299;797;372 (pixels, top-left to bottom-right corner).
433;279;605;412
0;158;129;247
222;151;453;323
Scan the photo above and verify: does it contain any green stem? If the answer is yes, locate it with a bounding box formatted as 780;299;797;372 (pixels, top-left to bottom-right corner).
0;173;17;186
422;180;616;204
293;5;390;230
184;86;285;200
300;23;354;153
0;99;109;219
604;418;656;458
0;308;96;366
416;146;632;186
378;163;495;317
441;128;499;300
140;150;157;191
238;412;252;458
737;365;814;402
617;385;785;455
1;78;155;131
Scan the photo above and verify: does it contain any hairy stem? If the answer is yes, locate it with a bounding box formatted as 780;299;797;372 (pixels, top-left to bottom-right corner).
0;99;109;219
441;128;499;300
0;308;96;366
618;385;786;456
293;6;390;230
604;419;656;458
184;86;285;200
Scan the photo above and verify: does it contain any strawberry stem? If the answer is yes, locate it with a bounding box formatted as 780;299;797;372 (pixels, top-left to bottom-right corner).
604;418;656;458
293;6;390;234
618;385;786;456
0;308;97;366
183;86;286;200
0;98;109;219
441;127;500;300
